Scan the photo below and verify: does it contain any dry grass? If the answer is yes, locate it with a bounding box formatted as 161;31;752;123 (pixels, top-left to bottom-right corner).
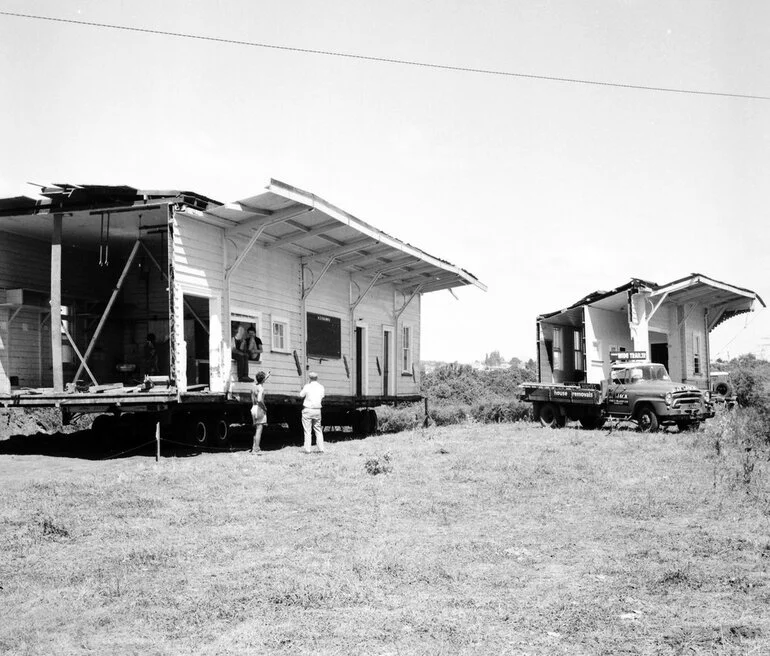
1;423;769;655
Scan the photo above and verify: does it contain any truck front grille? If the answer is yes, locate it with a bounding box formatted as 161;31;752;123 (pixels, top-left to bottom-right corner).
672;390;703;407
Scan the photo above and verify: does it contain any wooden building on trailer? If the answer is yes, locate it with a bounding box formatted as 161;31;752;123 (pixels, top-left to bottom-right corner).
0;180;485;432
536;275;764;388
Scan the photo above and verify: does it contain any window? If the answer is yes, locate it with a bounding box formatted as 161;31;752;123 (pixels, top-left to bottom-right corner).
230;311;263;361
401;324;412;373
272;316;290;353
693;333;701;375
552;327;562;370
573;329;583;371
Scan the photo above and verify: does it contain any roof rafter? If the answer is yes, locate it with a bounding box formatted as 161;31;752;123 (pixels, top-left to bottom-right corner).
265;219;341;249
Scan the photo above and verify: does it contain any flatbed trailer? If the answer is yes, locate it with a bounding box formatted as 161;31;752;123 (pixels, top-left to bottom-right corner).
1;384;423;446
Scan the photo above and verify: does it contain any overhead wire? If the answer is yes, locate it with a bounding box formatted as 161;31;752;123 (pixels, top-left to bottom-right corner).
1;10;769;101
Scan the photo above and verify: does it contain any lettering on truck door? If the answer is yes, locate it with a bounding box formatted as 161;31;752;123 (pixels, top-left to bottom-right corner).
607;369;631;415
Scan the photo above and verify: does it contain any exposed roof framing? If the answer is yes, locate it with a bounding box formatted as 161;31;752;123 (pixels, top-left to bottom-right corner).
0;179;486;295
538;273;764;331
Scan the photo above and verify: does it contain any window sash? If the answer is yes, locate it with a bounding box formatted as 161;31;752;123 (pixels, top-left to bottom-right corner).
402;325;412;372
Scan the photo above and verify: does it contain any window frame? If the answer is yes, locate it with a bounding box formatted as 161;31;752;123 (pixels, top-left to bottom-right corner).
693;333;701;375
271;316;291;354
230;309;263;360
573;328;584;371
401;323;413;374
552;326;563;370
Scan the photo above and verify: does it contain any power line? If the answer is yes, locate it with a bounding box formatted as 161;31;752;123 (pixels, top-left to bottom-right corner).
2;10;769;101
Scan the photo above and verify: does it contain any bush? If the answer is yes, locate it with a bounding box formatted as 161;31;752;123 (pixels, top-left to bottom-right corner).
470;399;532;423
429;404;470;426
364;453;393;475
703;407;770;499
376;405;422;434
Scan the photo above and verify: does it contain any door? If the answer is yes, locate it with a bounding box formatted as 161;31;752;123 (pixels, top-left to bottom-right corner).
383;328;393;396
355;326;363;396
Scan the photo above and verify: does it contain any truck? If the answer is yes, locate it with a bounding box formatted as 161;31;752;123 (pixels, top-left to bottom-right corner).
520;352;715;432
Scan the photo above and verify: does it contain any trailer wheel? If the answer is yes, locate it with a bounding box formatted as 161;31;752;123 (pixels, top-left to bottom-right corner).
367;409;379;435
579;415;606;430
539;403;564;429
636;405;659;433
187;415;208;447
208;416;230;449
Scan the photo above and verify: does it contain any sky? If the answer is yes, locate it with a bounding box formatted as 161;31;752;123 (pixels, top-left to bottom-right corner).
1;0;768;364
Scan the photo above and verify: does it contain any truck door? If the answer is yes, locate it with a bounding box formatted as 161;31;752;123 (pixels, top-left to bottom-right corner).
606;369;631;415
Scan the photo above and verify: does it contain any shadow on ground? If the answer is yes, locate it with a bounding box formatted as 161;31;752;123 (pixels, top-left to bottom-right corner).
0;423;367;460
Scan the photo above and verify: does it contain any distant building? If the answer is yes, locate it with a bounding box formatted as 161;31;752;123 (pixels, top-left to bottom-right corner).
536;274;765;389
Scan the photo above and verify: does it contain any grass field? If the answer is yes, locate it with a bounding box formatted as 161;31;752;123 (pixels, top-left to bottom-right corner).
1;422;769;655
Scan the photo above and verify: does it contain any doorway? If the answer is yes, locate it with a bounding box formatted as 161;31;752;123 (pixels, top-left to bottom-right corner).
355;324;368;396
183;294;211;387
383;326;393;396
649;331;669;372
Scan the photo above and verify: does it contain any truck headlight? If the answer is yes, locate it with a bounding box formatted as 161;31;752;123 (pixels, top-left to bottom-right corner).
665;392;673;406
704;391;711;403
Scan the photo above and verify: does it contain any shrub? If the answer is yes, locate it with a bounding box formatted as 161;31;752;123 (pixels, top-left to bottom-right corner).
429;404;470;426
470;399;532;423
703;407;770;499
364;453;393;475
376;405;422;434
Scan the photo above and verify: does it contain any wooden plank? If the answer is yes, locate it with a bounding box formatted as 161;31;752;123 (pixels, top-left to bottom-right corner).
50;214;64;392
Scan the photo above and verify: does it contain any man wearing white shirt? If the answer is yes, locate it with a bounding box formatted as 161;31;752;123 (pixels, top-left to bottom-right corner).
299;372;325;453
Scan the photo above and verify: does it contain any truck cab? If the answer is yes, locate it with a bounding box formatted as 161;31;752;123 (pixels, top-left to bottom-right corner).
604;358;714;431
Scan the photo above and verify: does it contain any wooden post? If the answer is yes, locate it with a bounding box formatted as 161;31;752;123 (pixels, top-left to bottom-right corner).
423;396;429;428
155;421;161;462
51;214;64;392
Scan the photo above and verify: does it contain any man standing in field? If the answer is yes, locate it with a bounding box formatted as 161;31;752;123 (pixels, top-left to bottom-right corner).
299;372;325;454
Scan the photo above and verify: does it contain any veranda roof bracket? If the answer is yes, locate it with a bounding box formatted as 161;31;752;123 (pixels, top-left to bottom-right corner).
351;272;383;312
302;256;336;300
395;284;425;321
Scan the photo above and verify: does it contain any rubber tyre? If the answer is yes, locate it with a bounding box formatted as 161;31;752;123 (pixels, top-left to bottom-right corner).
539;403;564;429
636;406;659;433
579;415;606;430
714;382;731;396
208;416;230;449
187;415;208;447
91;414;115;435
367;409;379;435
351;410;363;434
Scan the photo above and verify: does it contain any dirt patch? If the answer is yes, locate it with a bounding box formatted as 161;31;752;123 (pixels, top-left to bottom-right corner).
0;408;92;440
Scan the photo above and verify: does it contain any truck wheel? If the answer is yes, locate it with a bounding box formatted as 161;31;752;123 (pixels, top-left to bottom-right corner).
636;406;659;433
539;403;564;429
579;416;606;430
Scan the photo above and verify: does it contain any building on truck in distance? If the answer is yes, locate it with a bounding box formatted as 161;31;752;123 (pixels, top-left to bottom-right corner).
520;275;764;431
0;180;485;444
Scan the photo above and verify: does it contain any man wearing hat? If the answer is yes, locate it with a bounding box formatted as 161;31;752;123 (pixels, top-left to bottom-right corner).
299;372;325;453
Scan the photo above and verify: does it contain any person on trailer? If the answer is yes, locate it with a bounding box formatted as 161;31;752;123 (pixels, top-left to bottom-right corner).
246;326;263;362
231;325;253;382
250;371;268;454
